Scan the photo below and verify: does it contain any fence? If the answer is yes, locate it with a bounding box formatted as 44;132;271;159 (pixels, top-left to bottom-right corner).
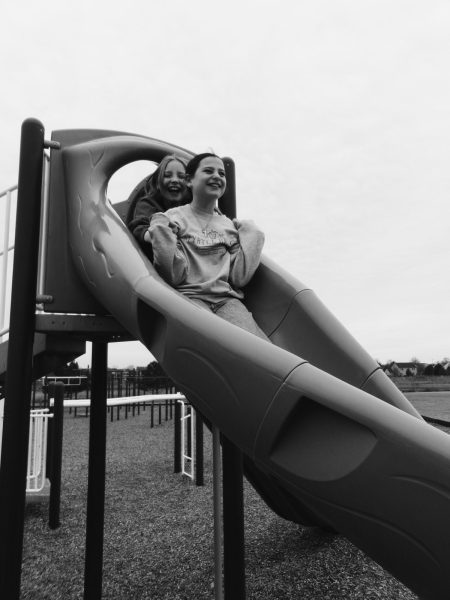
32;374;178;410
392;375;450;393
2;392;181;496
49;392;183;424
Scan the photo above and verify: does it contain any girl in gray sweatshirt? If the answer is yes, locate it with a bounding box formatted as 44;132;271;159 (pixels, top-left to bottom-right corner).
149;153;268;340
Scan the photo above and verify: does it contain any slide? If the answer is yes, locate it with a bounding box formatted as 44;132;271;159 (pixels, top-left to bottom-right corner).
58;131;450;599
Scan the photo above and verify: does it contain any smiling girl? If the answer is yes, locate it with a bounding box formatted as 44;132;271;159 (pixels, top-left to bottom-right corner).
127;154;189;260
149;152;268;340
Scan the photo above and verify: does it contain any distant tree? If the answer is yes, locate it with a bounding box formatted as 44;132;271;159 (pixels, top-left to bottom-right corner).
144;361;166;377
54;361;80;376
434;363;446;376
423;364;435;376
410;357;424;376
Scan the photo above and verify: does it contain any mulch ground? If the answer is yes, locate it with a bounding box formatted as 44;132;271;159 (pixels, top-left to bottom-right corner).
20;406;440;599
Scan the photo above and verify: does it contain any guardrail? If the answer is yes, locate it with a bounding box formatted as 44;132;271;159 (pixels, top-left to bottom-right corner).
0;154;49;342
0;184;17;340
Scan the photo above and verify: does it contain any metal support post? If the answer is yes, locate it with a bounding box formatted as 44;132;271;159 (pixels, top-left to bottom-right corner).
213;425;223;600
195;411;204;486
222;436;246;600
0;118;45;599
49;382;65;529
174;400;181;473
84;341;108;600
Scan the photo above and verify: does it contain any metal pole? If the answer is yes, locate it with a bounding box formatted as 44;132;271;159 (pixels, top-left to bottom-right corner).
174;400;181;473
84;341;108;600
0;118;45;599
222;436;246;600
49;382;64;529
195;411;204;486
187;404;192;451
0;188;12;335
213;426;223;600
219;158;236;219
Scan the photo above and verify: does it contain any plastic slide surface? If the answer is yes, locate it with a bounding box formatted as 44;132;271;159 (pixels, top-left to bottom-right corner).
58;131;450;599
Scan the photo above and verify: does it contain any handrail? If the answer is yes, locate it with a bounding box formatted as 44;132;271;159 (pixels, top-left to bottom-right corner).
0;185;17;338
0;152;49;341
0;184;18;196
37;154;50;297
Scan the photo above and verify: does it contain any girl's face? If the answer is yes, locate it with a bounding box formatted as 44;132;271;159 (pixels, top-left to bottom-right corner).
189;156;226;202
159;159;187;203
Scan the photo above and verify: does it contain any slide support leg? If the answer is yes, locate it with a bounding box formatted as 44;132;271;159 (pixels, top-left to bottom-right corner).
0;118;45;599
213;425;223;600
48;382;65;529
222;436;246;600
84;341;108;600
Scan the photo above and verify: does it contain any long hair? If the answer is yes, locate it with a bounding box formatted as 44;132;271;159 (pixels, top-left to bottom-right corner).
126;154;189;224
141;154;188;201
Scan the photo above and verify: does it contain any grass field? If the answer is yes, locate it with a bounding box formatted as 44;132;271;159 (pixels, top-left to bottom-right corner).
407;390;450;421
19;406;436;600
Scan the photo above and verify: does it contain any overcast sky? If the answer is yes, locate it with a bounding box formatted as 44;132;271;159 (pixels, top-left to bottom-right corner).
1;0;449;367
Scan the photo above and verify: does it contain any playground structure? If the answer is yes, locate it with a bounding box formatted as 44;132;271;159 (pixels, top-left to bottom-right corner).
1;118;450;599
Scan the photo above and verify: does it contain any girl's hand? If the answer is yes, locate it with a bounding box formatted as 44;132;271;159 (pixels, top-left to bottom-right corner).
151;213;180;236
233;218;258;232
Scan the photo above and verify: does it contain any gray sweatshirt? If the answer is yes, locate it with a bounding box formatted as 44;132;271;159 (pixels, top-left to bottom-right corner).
148;204;265;303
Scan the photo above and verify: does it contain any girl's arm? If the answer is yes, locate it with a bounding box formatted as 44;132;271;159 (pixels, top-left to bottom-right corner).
148;213;188;285
127;195;164;245
229;219;265;288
